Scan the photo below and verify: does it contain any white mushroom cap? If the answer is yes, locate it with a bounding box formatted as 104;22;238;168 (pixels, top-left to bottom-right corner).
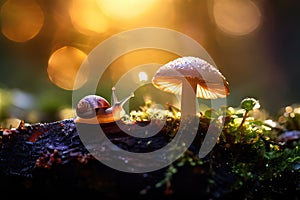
152;56;230;99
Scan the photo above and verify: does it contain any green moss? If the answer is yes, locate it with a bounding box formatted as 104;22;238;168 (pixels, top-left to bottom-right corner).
132;97;300;198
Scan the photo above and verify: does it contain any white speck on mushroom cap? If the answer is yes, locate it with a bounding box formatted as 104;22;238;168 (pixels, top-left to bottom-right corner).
152;56;230;99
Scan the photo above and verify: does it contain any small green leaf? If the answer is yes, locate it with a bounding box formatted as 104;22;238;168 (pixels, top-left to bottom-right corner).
241;97;260;111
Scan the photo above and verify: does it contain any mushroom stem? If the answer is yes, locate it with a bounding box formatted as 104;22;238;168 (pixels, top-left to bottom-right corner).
180;79;197;117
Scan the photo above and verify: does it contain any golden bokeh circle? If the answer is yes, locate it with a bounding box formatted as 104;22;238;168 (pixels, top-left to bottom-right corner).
97;0;157;21
213;0;261;36
1;0;44;42
47;46;88;90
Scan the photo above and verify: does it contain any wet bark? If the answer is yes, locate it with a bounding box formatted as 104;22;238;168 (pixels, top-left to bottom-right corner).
0;119;299;200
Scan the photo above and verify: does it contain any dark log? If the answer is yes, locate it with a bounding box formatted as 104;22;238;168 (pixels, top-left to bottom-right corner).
0;118;207;199
0;118;299;199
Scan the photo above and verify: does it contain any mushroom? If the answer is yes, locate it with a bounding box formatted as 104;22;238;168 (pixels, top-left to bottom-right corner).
152;56;230;117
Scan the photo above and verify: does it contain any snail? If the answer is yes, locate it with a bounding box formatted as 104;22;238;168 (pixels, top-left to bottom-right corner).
74;87;134;124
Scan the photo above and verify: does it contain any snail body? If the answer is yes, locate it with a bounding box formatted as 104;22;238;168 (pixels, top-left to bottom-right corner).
74;87;134;124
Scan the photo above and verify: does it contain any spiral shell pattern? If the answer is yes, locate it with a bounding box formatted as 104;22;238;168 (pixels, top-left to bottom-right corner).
76;95;110;119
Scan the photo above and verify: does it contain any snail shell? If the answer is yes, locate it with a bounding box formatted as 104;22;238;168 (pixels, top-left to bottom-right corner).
74;87;134;124
76;95;110;119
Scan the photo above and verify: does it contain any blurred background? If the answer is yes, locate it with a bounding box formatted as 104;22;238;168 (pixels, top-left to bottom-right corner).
0;0;300;126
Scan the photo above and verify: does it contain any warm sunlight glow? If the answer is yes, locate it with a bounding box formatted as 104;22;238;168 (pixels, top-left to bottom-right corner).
1;0;44;42
69;0;109;36
47;46;88;90
213;0;261;36
138;71;148;82
106;49;178;83
97;0;157;21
